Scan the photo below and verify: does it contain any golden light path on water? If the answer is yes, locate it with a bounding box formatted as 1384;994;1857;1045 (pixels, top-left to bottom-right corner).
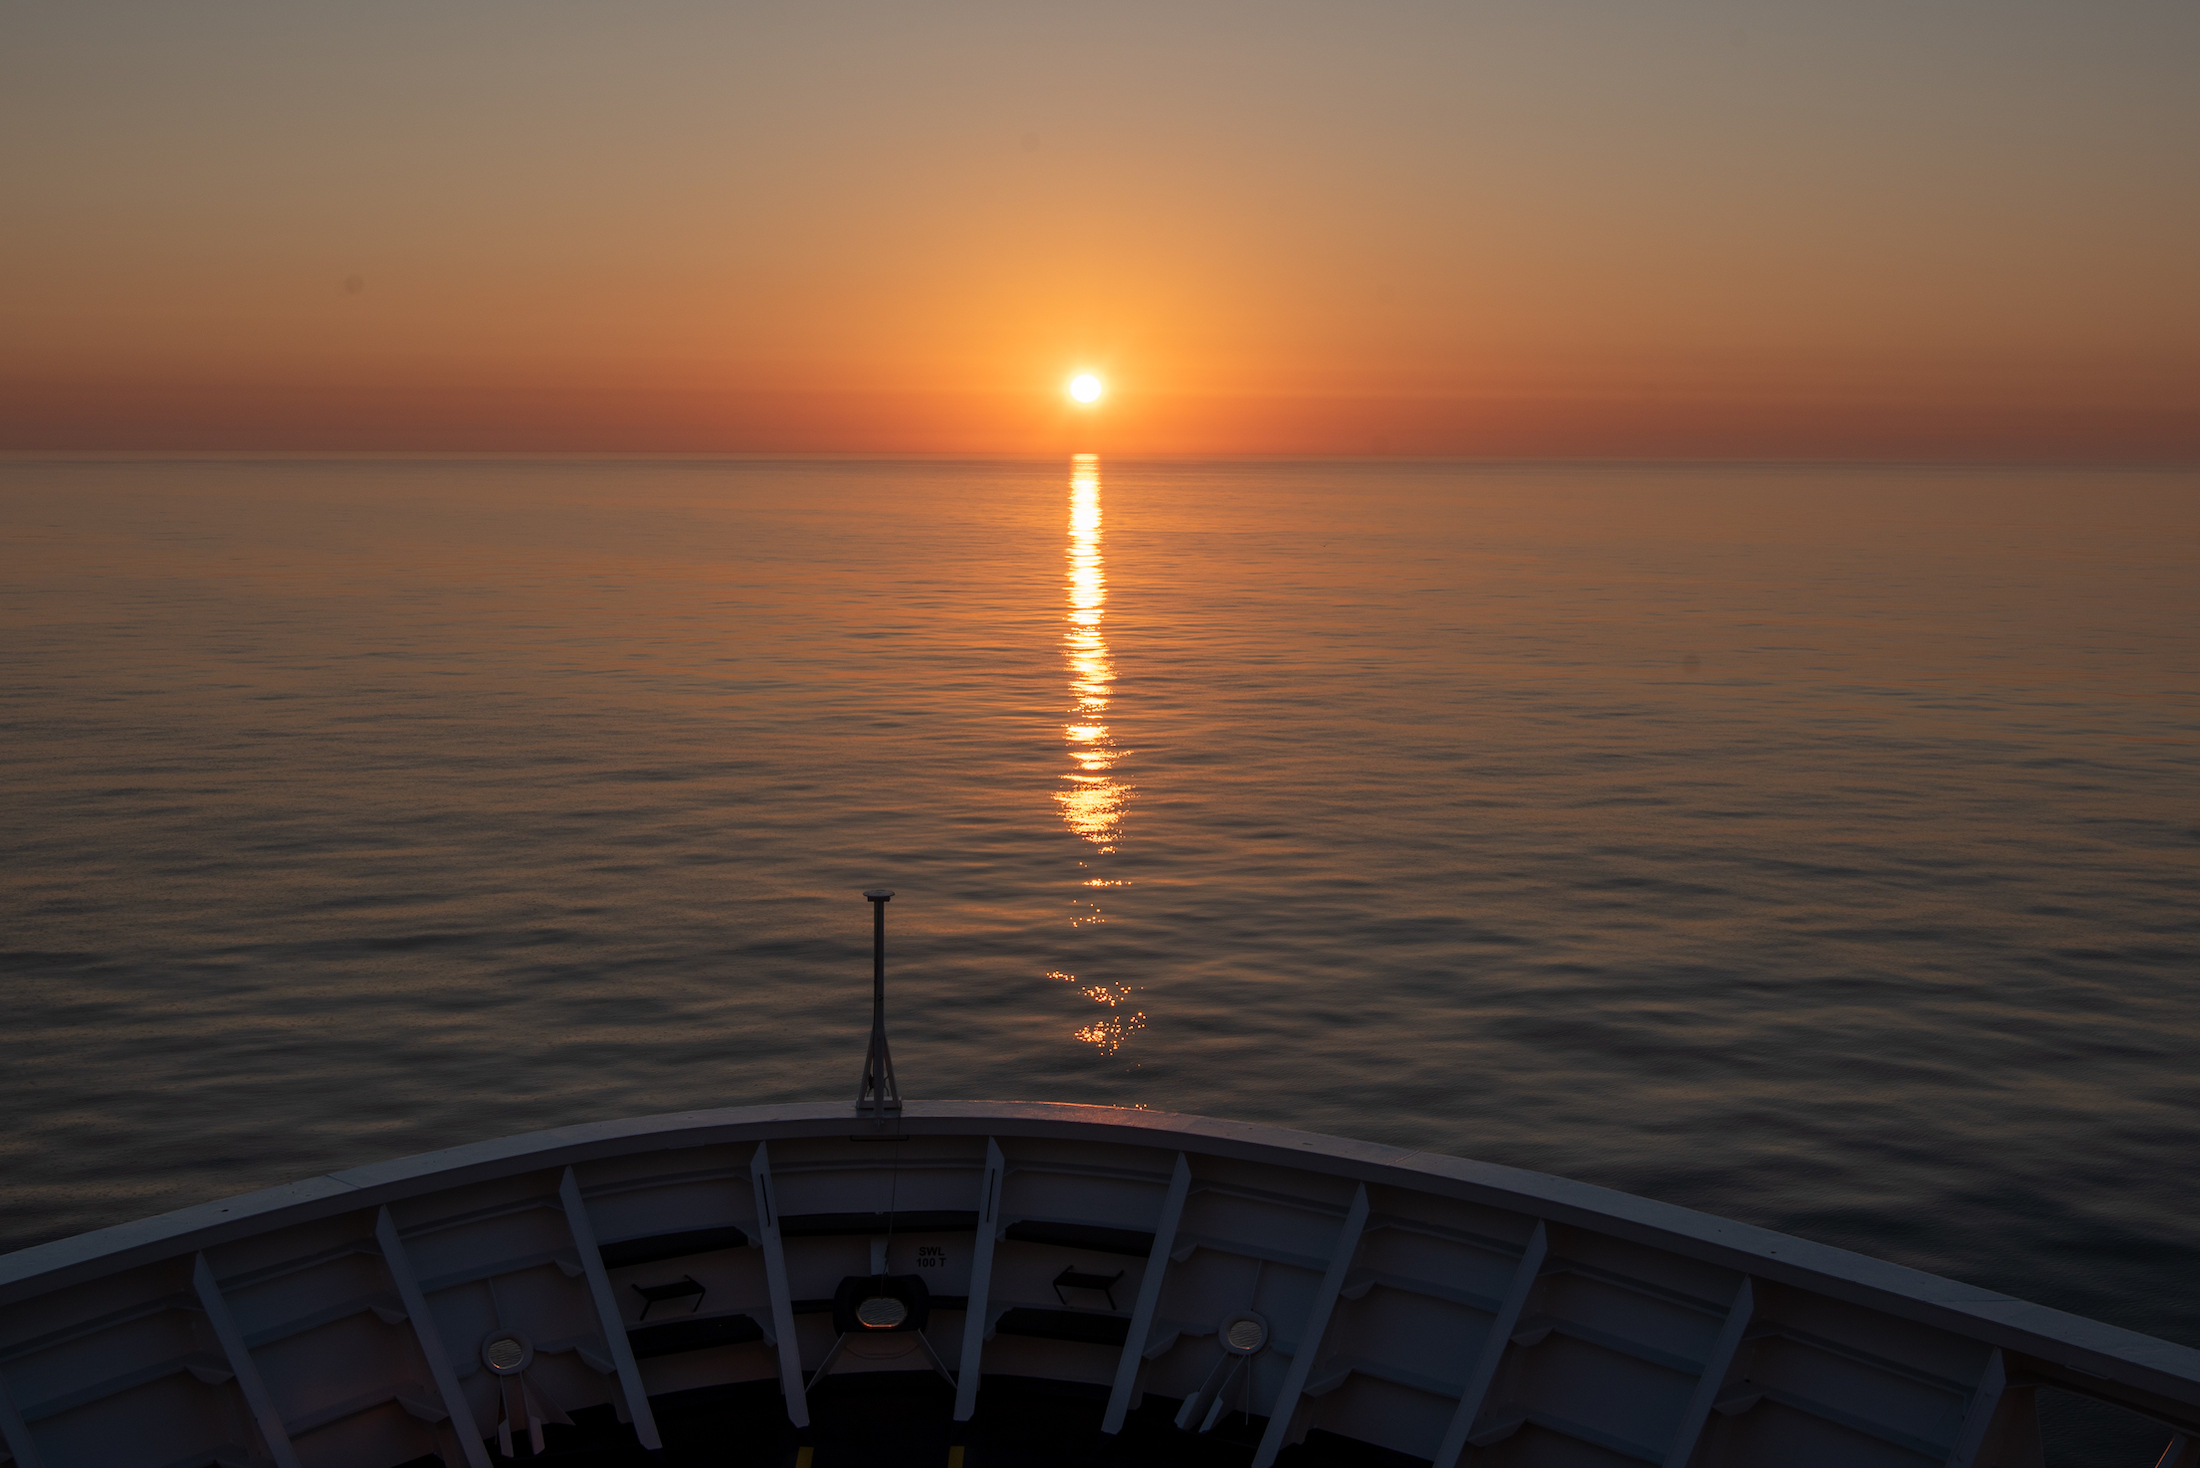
1051;455;1144;1053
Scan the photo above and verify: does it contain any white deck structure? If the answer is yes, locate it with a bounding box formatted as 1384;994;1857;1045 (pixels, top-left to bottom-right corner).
2;1101;2195;1467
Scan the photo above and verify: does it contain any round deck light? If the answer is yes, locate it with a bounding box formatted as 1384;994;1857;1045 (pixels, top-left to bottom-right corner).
1221;1311;1268;1354
856;1296;908;1329
482;1333;531;1374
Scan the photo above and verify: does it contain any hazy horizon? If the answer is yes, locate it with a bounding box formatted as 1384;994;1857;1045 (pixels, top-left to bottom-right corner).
5;2;2196;458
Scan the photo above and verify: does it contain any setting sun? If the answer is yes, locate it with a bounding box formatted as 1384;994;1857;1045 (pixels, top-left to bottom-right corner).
1068;374;1104;404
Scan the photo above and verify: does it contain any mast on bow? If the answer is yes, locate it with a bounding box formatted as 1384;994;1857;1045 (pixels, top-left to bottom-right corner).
855;888;901;1119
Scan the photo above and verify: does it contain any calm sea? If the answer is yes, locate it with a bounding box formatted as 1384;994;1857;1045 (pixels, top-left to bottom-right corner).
3;456;2196;1458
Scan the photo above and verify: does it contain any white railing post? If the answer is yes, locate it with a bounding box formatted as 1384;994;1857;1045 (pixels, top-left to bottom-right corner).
556;1167;661;1448
1102;1152;1192;1434
752;1141;809;1429
1662;1276;1753;1467
954;1138;1007;1422
375;1206;491;1468
190;1255;301;1468
1432;1220;1548;1468
1251;1185;1370;1468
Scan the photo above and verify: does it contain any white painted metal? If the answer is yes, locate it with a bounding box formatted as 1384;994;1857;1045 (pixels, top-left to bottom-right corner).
1432;1218;1548;1468
189;1253;301;1468
1251;1183;1369;1468
0;1370;42;1468
1176;1346;1229;1431
0;1103;2193;1467
1662;1274;1752;1467
374;1205;490;1468
554;1167;659;1449
1946;1349;2007;1468
952;1138;1005;1422
1102;1152;1191;1434
749;1141;808;1430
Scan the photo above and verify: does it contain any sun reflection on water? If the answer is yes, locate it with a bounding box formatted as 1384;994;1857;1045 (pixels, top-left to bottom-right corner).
1052;455;1145;1053
1056;454;1127;850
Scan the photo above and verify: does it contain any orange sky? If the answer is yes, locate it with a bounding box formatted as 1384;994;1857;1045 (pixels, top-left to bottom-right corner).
4;3;2196;458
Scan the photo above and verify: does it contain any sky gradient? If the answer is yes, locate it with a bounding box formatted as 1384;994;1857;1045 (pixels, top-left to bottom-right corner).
4;2;2196;457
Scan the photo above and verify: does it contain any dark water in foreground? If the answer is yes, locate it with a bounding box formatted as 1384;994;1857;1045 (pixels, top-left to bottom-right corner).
3;457;2196;1459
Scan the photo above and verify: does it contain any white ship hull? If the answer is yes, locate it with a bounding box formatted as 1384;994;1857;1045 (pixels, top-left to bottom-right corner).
2;1102;2195;1468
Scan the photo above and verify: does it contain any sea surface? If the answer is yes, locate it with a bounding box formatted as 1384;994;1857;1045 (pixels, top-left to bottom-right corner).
4;456;2196;1459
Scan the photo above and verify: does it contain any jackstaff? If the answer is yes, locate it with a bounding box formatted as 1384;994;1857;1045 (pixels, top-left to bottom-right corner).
856;888;901;1118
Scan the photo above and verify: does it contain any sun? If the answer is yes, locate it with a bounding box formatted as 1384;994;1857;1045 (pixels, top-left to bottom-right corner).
1068;373;1104;404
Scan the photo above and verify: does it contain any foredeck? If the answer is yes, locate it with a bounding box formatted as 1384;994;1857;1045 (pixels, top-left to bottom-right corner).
3;1102;2196;1468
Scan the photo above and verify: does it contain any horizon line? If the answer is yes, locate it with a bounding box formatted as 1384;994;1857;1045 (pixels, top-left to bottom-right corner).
5;449;2197;471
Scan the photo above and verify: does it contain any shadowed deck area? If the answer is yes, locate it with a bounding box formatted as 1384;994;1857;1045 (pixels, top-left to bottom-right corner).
394;1373;1429;1468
